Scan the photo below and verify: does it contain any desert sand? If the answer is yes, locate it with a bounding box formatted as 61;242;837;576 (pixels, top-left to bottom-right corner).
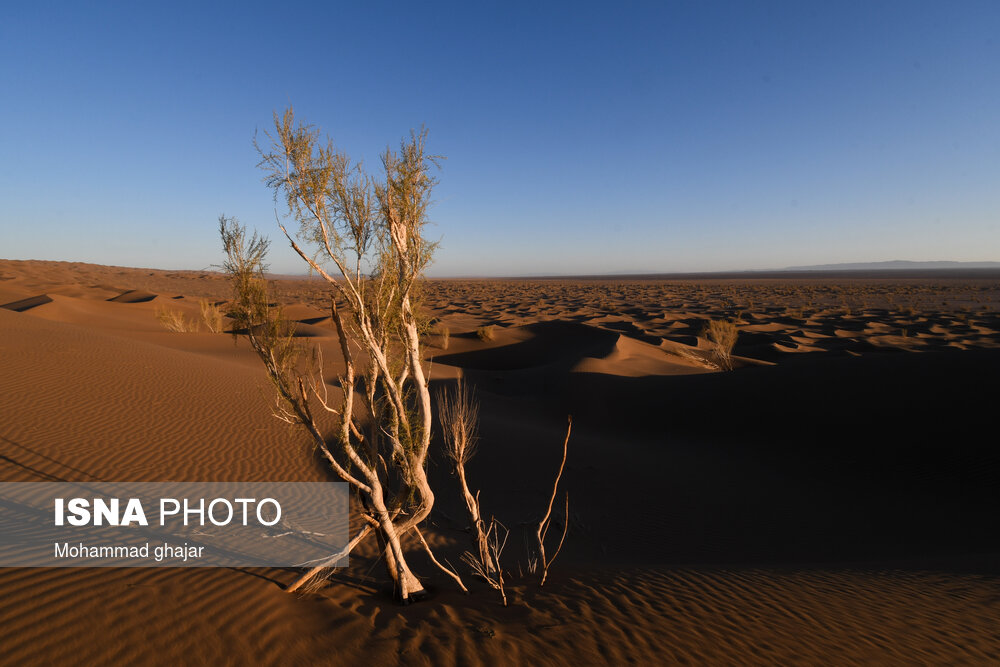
1;258;999;664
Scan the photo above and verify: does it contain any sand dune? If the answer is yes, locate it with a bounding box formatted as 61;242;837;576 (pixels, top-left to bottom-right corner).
1;259;999;664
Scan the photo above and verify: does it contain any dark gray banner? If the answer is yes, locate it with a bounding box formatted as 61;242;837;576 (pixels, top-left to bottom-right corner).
0;482;349;567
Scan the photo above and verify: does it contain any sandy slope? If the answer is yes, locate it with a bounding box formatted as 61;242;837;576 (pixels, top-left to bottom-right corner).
1;259;999;665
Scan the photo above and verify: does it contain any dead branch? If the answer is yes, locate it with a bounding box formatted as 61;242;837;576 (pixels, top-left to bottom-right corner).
537;416;571;587
414;526;467;593
287;523;374;594
462;517;508;606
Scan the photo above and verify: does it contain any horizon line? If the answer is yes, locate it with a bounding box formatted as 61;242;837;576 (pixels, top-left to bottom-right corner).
4;257;1000;281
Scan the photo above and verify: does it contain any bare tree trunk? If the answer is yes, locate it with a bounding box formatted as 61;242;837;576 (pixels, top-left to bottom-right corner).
377;519;424;601
457;467;491;571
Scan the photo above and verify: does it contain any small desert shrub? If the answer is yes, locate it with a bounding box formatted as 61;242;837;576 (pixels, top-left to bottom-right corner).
704;318;738;370
476;325;495;341
199;299;225;333
156;306;198;333
439;325;450;349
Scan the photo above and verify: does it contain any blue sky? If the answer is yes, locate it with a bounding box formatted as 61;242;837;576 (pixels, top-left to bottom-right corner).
2;1;998;276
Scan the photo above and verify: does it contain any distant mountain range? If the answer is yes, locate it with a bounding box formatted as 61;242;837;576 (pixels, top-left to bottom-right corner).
783;260;1000;271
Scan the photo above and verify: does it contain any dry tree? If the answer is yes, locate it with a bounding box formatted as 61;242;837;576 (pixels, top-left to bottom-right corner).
438;379;572;597
220;107;457;603
437;378;509;605
437;378;491;571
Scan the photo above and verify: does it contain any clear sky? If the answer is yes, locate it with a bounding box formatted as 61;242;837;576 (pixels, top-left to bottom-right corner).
2;1;998;276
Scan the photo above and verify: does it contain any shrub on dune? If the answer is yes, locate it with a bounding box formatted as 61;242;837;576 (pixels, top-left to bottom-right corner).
704;318;738;370
199;299;225;333
155;306;197;333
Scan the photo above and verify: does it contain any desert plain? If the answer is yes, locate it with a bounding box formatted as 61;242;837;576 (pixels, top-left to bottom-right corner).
1;258;999;665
